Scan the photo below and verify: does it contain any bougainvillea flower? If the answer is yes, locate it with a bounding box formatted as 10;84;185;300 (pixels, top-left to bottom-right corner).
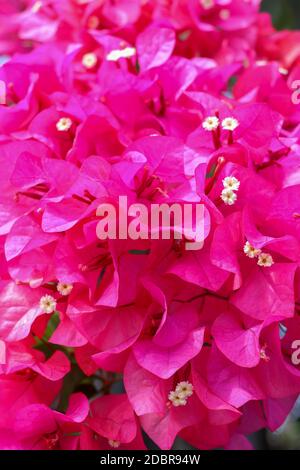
82;393;146;450
0;0;300;453
12;393;89;450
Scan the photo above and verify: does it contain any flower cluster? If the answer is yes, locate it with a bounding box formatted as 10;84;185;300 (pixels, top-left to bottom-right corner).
0;0;300;451
221;175;240;206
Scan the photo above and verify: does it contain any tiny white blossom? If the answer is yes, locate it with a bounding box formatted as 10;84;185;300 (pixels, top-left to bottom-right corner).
31;1;42;13
219;9;230;20
256;60;268;67
87;16;100;29
221;188;237;206
222;117;239;131
106;47;136;62
56;117;72;132
39;295;57;314
259;344;270;362
222;176;240;191
202;116;220;131
279;67;288;76
243;241;261;259
175;381;194;399
57;282;73;296
82;52;98;69
257;253;274;268
200;0;214;9
108;439;121;448
168;390;187;407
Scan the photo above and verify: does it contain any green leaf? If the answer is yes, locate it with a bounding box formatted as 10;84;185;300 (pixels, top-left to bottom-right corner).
96;266;106;289
57;364;86;413
178;30;192;41
128;249;151;255
227;75;238;93
206;164;217;179
43;311;60;342
261;0;296;30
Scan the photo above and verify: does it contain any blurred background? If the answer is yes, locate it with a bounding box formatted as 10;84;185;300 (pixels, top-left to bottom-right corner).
262;0;300;29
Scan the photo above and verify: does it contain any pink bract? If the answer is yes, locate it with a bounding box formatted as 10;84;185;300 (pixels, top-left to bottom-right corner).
0;0;299;451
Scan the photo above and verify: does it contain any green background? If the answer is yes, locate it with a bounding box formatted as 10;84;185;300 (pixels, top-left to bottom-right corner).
262;0;300;29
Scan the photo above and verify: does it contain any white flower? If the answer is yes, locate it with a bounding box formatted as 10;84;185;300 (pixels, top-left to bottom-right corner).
259;345;270;362
243;241;261;259
106;47;136;62
87;15;100;29
200;0;214;9
222;117;239;131
222;176;240;191
257;253;274;268
56;117;72;132
256;60;268;67
279;67;288;76
175;381;194;399
57;282;73;296
108;439;121;448
31;1;42;13
202;116;220;131
39;295;57;314
82;52;98;69
221;188;237;206
219;9;230;20
168;390;187;407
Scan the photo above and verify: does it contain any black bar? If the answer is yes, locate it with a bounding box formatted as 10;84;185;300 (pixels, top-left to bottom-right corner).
0;450;297;467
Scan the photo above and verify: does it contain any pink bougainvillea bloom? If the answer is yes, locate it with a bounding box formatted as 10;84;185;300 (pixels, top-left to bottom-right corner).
0;0;300;452
82;393;146;450
12;393;89;450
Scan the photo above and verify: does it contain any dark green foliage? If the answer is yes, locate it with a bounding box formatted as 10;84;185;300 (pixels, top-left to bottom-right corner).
262;0;300;30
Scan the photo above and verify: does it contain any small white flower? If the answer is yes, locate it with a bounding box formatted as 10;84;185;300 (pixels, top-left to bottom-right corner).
222;117;239;131
31;1;42;13
106;50;121;61
243;241;261;259
278;67;288;76
202;116;220;131
87;15;100;29
106;47;136;62
200;0;214;9
108;439;121;448
39;295;57;314
219;9;230;20
168;390;187;407
222;176;240;191
82;52;98;69
175;381;194;399
121;47;137;58
56;117;73;132
257;253;274;268
57;282;73;296
256;60;268;67
221;188;237;206
259;345;270;362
